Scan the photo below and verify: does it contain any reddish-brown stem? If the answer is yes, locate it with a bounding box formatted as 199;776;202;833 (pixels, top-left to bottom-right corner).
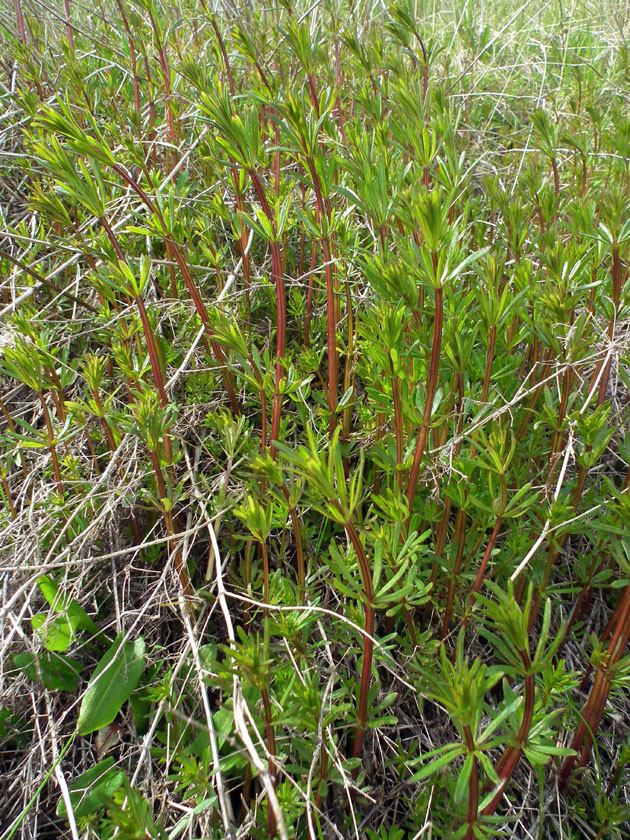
323;235;338;431
482;325;496;403
313;744;328;820
466;516;503;615
482;654;535;816
560;586;630;786
343;518;375;764
13;0;26;44
269;241;286;453
210;15;235;96
304;157;338;431
148;449;192;598
551;157;560;196
209;13;252;312
147;7;177;171
100;218;173;462
39;393;64;502
246;169;285;452
102;164;239;413
63;0;74;54
114;0;140;121
261;684;277;838
341;279;355;462
463;726;479;840
390;359;404;491
304;241;317;346
549;367;573;468
406;284;443;513
285;498;305;595
43;367;67;424
440;508;468;640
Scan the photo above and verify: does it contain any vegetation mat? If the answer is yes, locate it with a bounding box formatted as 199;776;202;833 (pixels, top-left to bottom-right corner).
2;1;630;838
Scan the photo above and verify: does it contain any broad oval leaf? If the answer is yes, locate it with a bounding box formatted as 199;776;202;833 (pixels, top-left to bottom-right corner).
77;634;145;736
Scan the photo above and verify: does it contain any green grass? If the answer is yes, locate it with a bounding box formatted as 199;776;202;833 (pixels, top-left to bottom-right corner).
2;1;630;838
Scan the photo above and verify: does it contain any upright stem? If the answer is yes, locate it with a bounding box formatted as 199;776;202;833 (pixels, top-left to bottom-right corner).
39;393;64;501
465;516;503;618
114;0;140;122
463;725;478;840
482;325;496;404
63;0;74;55
259;538;277;838
560;584;630;786
440;508;467;639
148;450;192;598
390;358;404;491
246;169;285;452
147;7;177;172
13;0;26;44
104;163;240;414
269;241;286;453
100;217;173;464
261;684;277;839
406;284;443;514
482;652;535;816
303;241;317;346
286;500;305;595
343;519;375;764
91;388;142;544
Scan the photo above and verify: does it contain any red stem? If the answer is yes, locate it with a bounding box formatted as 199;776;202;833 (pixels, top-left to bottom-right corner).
560;585;630;785
261;685;277;839
114;0;140;121
482;656;535;816
406;284;443;513
147;7;177;171
344;519;375;764
463;726;478;840
63;0;74;54
211;15;235;96
466;516;503;616
13;0;26;44
390;360;404;490
39;394;64;501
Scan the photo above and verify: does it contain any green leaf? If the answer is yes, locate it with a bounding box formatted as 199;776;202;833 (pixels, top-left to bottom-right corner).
14;651;83;691
410;745;464;781
213;706;233;749
478;696;522;743
31;614;72;652
77;634;145;735
366;714;398;728
37;575;101;638
56;757;125;819
454;753;474;805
